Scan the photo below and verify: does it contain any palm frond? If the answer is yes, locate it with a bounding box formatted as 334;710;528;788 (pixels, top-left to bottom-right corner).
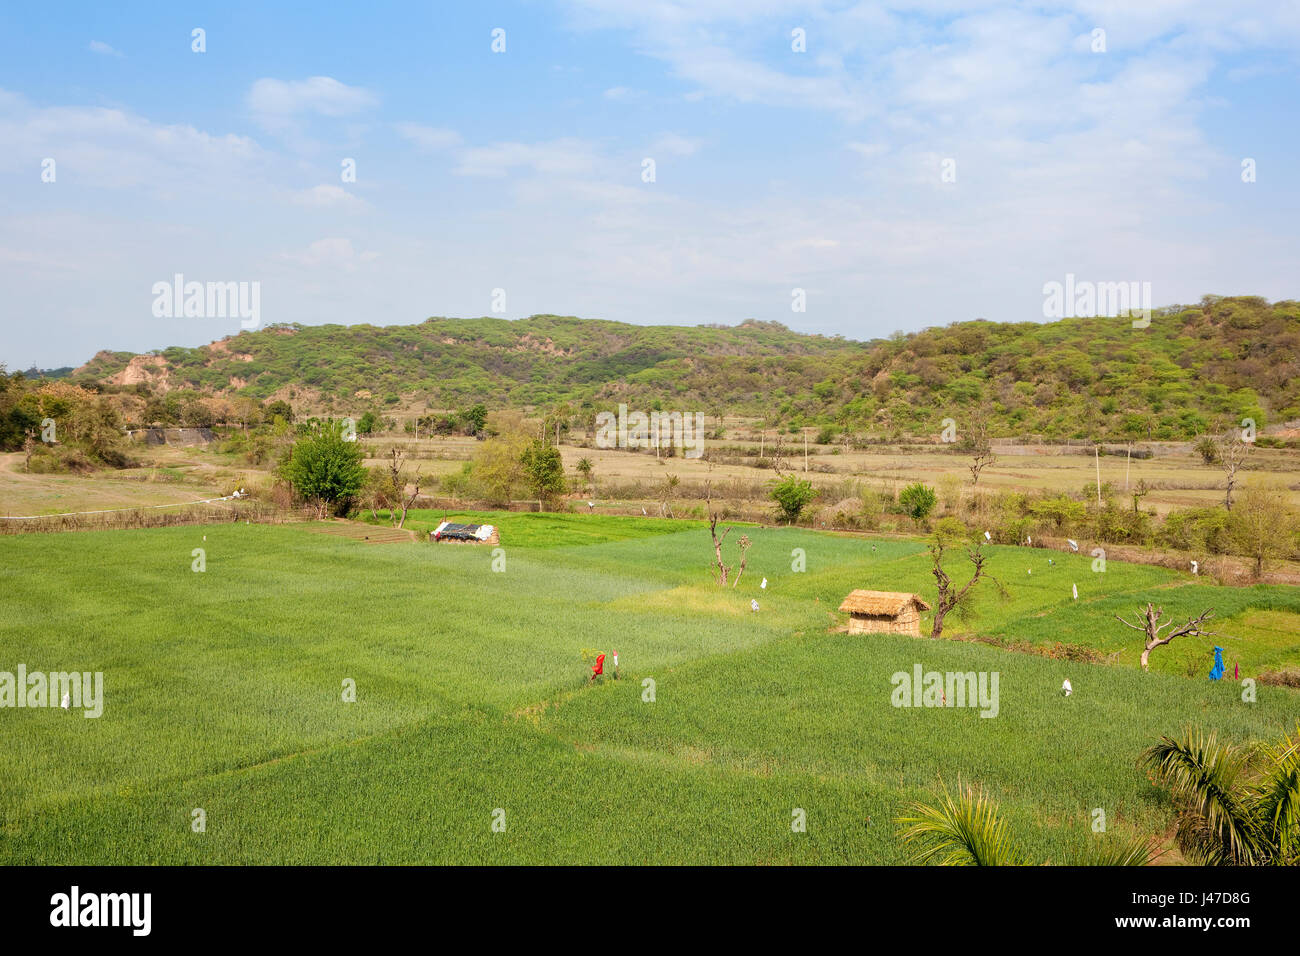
1253;726;1300;865
1140;727;1265;865
1071;834;1162;866
897;781;1021;866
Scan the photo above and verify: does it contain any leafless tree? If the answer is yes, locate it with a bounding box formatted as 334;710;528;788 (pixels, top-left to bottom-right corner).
1130;478;1150;514
730;535;752;588
387;447;422;529
708;512;732;585
1219;427;1252;511
768;434;789;474
659;473;679;517
395;469;421;530
1115;604;1218;671
960;408;997;487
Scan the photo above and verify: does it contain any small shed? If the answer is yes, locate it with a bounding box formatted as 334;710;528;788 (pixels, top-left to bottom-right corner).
838;590;931;637
430;521;499;545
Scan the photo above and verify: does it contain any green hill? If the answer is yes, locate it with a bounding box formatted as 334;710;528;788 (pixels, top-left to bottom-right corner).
73;295;1300;439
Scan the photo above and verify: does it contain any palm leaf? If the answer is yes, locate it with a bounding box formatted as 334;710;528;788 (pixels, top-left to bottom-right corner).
1252;727;1300;865
1070;834;1162;866
897;781;1021;866
1140;727;1264;865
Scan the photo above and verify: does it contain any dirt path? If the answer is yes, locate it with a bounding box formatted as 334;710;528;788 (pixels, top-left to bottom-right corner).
306;520;416;544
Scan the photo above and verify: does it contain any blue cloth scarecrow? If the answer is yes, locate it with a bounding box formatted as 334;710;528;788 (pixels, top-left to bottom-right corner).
1208;646;1225;681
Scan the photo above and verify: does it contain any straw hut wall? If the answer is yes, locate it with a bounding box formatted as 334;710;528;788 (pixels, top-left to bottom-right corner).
838;590;931;637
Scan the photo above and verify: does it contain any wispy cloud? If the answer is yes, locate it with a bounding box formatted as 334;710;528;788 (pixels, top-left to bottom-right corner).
0;90;264;193
88;40;124;58
248;77;377;130
280;238;380;271
453;138;600;178
649;133;701;157
289;185;369;212
395;123;462;152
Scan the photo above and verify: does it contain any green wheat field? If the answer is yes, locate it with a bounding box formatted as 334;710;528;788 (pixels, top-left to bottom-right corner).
1;514;1296;864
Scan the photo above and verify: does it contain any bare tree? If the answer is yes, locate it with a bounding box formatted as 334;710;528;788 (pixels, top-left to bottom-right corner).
395;469;421;530
708;511;733;585
928;528;995;639
1130;478;1150;514
1219;427;1252;511
768;434;789;474
1115;604;1218;671
659;473;679;517
730;535;752;588
704;487;735;585
386;447;422;529
960;408;997;487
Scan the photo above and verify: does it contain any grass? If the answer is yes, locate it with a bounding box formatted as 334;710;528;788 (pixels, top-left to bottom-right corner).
0;516;1295;864
360;507;707;547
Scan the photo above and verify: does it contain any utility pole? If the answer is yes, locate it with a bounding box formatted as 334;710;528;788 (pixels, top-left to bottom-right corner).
1095;444;1102;506
804;428;809;473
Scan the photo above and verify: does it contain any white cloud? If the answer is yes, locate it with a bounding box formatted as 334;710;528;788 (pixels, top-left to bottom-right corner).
649;133;700;157
281;238;380;271
289;185;369;211
248;77;377;127
88;41;123;58
847;142;887;158
453;139;600;177
0;90;265;193
395;123;462;152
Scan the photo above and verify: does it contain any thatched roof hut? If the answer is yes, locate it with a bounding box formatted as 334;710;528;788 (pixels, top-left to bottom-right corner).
838;590;931;636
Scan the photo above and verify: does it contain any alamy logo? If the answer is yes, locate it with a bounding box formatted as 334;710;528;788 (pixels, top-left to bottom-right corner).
1042;274;1151;327
50;886;151;936
890;664;999;718
151;274;261;329
594;403;705;459
0;665;103;717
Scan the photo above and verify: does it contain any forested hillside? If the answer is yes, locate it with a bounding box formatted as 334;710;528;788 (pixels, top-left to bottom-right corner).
69;295;1300;439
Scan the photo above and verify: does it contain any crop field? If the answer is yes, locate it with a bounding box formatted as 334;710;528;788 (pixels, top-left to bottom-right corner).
0;515;1296;864
363;433;1300;517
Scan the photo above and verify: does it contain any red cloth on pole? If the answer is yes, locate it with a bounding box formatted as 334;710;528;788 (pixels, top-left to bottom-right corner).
592;654;605;677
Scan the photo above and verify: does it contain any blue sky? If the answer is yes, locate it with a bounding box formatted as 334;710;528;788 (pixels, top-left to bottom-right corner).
1;1;1298;368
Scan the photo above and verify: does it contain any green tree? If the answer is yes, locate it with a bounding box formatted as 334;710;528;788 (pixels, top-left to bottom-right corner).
281;419;366;517
67;397;131;467
460;403;488;436
469;414;530;502
1193;434;1220;465
1229;484;1297;578
899;482;938;520
264;399;294;424
769;473;817;524
521;440;565;506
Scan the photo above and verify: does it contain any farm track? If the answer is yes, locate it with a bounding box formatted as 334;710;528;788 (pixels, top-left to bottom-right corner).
306;520;416;544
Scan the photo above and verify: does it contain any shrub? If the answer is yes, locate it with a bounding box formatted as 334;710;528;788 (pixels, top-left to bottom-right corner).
769;474;817;523
280;419;366;517
898;482;937;521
